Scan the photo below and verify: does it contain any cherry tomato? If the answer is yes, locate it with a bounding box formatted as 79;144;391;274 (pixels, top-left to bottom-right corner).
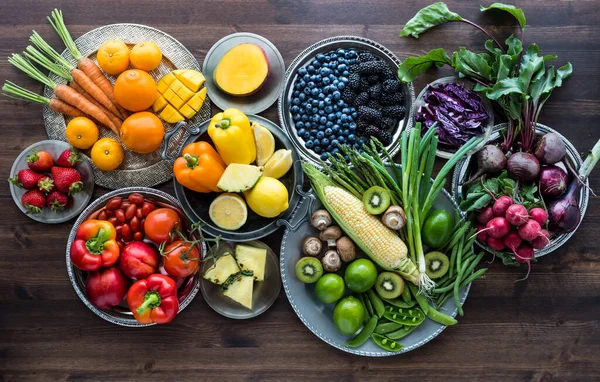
162;240;200;278
143;208;181;245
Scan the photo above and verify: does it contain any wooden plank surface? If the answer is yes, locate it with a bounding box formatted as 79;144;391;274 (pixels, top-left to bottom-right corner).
0;1;599;381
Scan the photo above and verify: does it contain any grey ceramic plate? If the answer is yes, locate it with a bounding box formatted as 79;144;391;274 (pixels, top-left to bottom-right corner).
452;123;589;258
280;172;470;356
202;33;285;114
200;240;281;319
9;140;94;223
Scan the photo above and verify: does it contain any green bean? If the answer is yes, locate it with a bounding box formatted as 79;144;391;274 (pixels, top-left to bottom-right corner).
346;315;378;348
383;306;425;326
366;289;385;318
382;297;416;309
374;322;403;335
448;244;458;279
460;268;488;288
371;333;403;352
386;324;418;340
460;252;485;285
362;293;374;317
454;258;472;316
442;222;469;253
437;292;451;307
456;234;465;272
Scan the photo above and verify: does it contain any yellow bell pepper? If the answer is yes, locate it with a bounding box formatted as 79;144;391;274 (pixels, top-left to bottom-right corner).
208;108;256;165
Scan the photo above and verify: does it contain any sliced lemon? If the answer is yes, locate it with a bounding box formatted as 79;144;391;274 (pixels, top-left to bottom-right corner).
263;149;293;179
252;122;275;166
209;193;248;230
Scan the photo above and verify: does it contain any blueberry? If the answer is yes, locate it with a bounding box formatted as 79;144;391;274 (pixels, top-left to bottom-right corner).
313;138;321;147
326;145;334;152
320;153;328;160
323;85;331;94
302;132;311;140
332;91;341;100
299;93;307;101
328;74;336;81
349;59;357;65
358;137;367;145
314;146;322;154
351;111;358;119
335;111;342;118
331;139;339;147
310;130;318;136
297;122;305;130
322;137;330;146
305;103;313;111
294;83;303;90
303;87;311;95
312;115;320;122
318;93;326;100
342;71;349;77
346;116;354;123
293;89;301;97
318;124;326;131
307;81;315;89
337;82;346;90
343;129;350;136
330;53;338;60
348;134;356;142
337;100;345;107
340;114;348;123
337;136;346;144
332;79;339;87
318;109;325;116
320;67;330;76
293;114;301;122
305;140;314;149
324;97;332;106
303;74;310;82
298;67;308;76
301;114;309;122
291;105;300;113
319;116;327;125
332;105;339;112
316;53;325;61
324;106;333;114
332;124;340;134
315;131;324;140
307;65;315;74
311;88;320;96
292;97;301;106
349;122;357;131
332;147;340;155
324;127;333;136
338;64;347;72
322;77;331;85
340;76;348;84
313;61;321;69
312;107;319;114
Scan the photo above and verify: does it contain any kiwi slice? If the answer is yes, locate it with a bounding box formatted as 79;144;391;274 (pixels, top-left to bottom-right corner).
375;272;404;299
295;257;323;283
424;251;450;279
362;186;391;215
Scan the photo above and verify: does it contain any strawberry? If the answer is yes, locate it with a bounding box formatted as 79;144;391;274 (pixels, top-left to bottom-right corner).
8;169;45;189
26;150;54;172
21;189;46;213
37;175;55;193
47;190;69;211
51;166;84;195
55;148;80;167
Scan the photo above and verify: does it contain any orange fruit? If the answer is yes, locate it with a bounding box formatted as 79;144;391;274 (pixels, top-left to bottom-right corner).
120;112;165;154
114;69;157;112
91;138;124;171
66;117;99;149
97;40;130;75
130;41;162;72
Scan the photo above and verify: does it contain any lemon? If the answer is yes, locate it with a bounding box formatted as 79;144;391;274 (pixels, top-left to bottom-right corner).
252;122;275;166
244;177;289;218
263;149;293;179
209;193;248;230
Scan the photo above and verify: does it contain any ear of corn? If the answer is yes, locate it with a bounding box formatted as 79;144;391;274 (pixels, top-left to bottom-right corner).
303;162;420;285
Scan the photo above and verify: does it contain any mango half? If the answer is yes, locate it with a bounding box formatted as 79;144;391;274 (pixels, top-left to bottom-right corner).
153;69;207;123
214;43;269;96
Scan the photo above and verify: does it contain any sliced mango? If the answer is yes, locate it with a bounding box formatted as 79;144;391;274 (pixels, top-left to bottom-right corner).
214;43;269;96
154;69;207;123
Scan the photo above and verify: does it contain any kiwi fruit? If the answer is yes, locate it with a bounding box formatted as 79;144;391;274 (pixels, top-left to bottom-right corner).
424;251;450;279
375;271;404;299
362;186;391;215
296;257;323;283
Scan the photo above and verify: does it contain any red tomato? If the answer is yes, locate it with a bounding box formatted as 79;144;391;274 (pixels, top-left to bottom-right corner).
143;208;182;245
162;240;200;278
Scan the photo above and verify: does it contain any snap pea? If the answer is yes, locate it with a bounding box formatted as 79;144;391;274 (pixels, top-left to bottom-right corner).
366;289;385;318
400;286;412;304
374;322;403;335
385;324;418;340
383;306;425;326
408;284;430;315
382;297;416;309
362;293;374;317
346;315;378;348
426;306;458;326
371;333;403;352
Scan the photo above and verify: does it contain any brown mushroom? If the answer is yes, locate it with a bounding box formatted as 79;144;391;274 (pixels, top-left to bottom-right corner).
322;250;342;272
311;209;332;231
302;236;323;256
336;236;356;262
382;206;407;230
320;226;342;247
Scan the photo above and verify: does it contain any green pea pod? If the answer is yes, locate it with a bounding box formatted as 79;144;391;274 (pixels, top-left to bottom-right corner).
374;322;403;335
383;306;425;326
371;333;403;352
362;293;374;317
426;307;458;326
346;315;378;348
356;293;370;324
366;289;385;318
382;297;416;309
401;285;412;304
385;324;418;340
408;284;430;315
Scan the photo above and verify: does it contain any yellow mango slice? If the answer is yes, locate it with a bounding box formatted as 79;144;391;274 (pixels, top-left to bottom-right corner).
152;94;168;113
186;88;207;112
160;104;185;123
179;104;196;119
157;72;176;93
214;43;269;96
155;69;206;122
174;69;205;92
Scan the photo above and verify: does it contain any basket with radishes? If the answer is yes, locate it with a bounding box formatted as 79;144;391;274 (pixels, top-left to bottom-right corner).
453;124;599;277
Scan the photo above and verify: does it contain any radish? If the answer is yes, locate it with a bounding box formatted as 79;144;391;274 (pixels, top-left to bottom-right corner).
485;217;510;239
503;231;522;253
514;243;534;281
476;224;489;242
505;204;528;226
487;236;505;251
529;207;548;226
477;206;494;225
492;195;513;217
532;229;551;250
518;219;542;242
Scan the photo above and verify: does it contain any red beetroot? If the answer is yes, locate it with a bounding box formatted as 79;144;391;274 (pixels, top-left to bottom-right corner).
503;231;522;253
485;217;510;238
86;267;128;309
487;236;505;251
529;208;548;226
518;219;542;242
477;224;489;242
118;241;159;280
532;229;551;250
505;204;528;227
492;195;513;217
514;243;534;281
477;206;494;225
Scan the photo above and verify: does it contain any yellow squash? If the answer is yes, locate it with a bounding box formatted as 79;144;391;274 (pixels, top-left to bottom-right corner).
153;69;207;123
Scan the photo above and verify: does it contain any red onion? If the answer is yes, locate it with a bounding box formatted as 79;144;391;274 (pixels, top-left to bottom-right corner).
539;165;568;199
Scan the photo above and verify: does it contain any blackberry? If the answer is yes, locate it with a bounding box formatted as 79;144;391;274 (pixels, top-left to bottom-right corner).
359;77;371;92
367;75;380;85
368;83;382;100
355;60;388;75
357;52;377;63
342;88;356;104
367;100;380;110
357;121;370;133
381;68;396;80
358;106;382;124
353;92;370;107
380;117;396;130
381;105;406;119
382;79;401;94
364;125;381;138
348;73;361;90
380;91;404;105
376;130;392;145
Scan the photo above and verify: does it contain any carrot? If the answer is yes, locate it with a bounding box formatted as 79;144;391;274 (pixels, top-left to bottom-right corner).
47;10;130;120
70;80;122;131
2;81;85;118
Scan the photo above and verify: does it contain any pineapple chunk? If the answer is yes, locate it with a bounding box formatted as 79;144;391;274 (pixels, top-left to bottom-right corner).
203;253;240;285
152;94;168;113
155;69;206;122
235;245;267;281
160;104;185;123
221;272;254;309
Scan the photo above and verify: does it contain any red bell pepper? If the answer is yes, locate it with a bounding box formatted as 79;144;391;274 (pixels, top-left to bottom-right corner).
70;219;120;271
127;274;179;324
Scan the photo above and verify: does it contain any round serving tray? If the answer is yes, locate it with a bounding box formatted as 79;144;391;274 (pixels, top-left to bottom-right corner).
452;123;589;258
278;35;415;167
44;23;212;189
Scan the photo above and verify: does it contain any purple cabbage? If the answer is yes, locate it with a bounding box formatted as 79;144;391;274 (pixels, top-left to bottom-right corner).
416;82;489;152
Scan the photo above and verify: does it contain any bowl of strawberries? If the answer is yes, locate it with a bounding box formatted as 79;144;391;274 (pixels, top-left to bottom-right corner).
8;140;94;223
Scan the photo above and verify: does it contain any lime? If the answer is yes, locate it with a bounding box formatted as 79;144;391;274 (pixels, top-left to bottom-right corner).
344;258;377;293
333;296;365;335
315;273;345;304
422;209;453;249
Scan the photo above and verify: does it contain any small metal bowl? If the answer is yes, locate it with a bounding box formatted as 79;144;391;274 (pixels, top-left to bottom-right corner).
452;123;589;258
414;76;494;159
66;187;205;327
278;36;415;167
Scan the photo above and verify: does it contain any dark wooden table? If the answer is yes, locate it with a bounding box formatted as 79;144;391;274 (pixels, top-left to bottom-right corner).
1;1;599;381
